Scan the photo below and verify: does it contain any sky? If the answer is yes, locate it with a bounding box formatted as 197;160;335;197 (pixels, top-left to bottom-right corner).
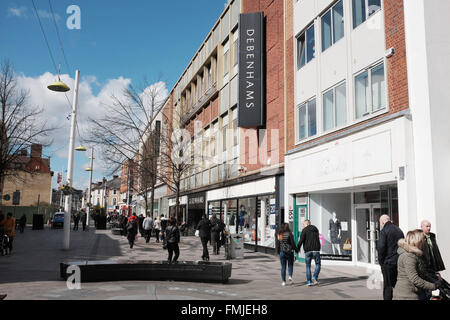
1;0;229;192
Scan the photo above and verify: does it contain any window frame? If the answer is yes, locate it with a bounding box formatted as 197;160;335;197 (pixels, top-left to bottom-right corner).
352;0;382;30
296;22;315;70
322;81;347;133
353;61;387;120
321;0;345;53
295;97;317;143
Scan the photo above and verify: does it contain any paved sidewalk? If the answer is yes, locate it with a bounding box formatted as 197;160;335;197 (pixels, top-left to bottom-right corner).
0;225;382;300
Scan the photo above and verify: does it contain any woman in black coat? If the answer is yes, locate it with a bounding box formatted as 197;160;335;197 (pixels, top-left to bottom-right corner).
196;214;211;261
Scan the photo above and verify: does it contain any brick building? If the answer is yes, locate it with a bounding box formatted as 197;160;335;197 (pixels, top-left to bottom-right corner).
285;0;450;275
2;144;53;207
156;0;290;253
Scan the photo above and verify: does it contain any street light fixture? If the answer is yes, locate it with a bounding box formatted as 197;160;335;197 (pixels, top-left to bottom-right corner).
48;70;82;250
84;149;95;228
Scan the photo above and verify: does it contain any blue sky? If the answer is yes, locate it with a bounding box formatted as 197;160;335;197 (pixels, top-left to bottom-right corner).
1;0;228;191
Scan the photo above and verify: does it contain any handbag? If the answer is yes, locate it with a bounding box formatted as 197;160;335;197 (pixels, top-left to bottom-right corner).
343;238;352;251
195;229;200;237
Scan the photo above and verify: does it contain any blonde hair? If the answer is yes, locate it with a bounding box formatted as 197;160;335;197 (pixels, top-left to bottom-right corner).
405;229;424;249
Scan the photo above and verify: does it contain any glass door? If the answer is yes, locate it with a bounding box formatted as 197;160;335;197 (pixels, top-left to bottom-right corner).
355;204;381;266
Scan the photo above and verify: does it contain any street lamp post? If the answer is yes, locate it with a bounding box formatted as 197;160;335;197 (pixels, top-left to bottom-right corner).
48;69;81;250
85;149;94;228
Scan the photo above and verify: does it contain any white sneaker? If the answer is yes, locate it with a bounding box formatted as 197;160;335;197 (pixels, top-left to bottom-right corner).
312;278;319;285
288;277;293;284
282;281;286;286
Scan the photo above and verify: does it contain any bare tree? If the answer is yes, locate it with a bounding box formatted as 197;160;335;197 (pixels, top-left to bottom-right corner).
0;60;56;206
157;106;199;222
87;78;166;215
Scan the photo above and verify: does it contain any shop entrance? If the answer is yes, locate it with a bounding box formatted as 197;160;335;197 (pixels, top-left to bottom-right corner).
355;203;381;267
293;194;308;262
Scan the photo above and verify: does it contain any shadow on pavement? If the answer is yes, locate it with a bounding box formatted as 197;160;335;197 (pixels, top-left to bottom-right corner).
0;229;123;284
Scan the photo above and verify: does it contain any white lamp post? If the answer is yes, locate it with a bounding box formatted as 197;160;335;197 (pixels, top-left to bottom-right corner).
48;70;81;250
85;149;94;228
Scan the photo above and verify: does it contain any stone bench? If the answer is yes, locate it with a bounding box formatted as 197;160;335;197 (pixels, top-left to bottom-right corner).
111;228;123;235
60;260;232;284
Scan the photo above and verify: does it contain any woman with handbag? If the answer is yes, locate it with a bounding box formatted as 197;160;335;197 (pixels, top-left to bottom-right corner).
276;223;299;286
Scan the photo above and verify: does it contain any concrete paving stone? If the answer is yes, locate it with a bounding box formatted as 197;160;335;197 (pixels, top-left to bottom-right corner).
0;225;383;300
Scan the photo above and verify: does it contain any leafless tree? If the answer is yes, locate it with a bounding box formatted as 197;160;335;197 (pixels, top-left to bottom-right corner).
0;60;56;206
87;77;166;215
157;106;199;222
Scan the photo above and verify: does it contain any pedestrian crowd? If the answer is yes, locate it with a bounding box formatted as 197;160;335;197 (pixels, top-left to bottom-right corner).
273;215;447;300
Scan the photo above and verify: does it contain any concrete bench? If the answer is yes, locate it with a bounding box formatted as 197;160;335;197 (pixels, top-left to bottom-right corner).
60;260;232;284
111;228;123;235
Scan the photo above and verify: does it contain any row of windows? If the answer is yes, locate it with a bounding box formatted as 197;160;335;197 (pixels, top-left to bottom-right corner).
180;159;240;192
297;0;382;69
297;61;386;141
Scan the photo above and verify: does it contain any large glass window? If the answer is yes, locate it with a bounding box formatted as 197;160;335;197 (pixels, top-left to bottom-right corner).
355;62;386;119
323;82;347;132
353;0;382;29
298;98;317;141
257;195;276;248
297;23;315;69
309;193;352;260
239;197;257;245
322;0;344;52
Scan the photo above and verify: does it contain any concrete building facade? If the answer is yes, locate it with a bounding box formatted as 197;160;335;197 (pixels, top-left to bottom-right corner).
285;0;450;276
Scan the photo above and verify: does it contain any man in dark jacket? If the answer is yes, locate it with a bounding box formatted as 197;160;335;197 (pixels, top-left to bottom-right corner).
377;214;404;300
297;220;321;286
196;214;211;261
420;220;446;300
210;214;225;255
81;211;87;231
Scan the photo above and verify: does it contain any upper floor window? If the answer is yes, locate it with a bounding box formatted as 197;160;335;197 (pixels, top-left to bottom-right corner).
323;82;347;132
355;62;386;119
297;98;317;141
297;23;315;69
353;0;382;29
322;0;344;52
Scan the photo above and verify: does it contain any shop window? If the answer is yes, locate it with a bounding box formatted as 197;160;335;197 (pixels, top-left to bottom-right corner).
238;197;257;245
309;193;352;260
257;195;276;248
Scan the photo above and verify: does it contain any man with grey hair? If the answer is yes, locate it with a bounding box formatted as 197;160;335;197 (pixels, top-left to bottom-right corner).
377;214;404;300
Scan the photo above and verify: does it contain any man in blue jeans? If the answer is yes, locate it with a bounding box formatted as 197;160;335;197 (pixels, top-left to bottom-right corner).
297;220;321;286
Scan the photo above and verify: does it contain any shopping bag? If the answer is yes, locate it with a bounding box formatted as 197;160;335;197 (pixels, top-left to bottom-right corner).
343;238;352;250
195;229;199;237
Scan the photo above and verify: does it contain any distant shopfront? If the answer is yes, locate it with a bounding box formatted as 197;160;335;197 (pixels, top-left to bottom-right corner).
206;176;284;254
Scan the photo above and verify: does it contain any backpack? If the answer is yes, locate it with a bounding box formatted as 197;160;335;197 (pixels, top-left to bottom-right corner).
127;219;137;232
279;233;293;253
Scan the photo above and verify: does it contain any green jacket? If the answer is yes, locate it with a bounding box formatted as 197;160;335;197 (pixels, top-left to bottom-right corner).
393;239;436;300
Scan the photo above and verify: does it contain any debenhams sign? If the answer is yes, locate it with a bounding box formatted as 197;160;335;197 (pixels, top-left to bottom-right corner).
238;12;265;128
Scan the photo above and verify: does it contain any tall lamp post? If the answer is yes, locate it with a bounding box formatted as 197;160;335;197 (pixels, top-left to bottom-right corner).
48;70;84;250
85;149;94;228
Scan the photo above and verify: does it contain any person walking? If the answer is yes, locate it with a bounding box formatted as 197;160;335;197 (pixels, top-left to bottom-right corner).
126;213;139;249
210;214;224;255
196;214;211;261
419;220;446;300
81;211;87;231
165;217;180;263
377;214;405;300
73;212;80;231
297;220;321;286
394;229;441;300
143;214;154;243
154;215;162;243
120;213;128;236
0;213;16;253
18;214;26;233
160;214;168;243
138;214;145;237
277;223;298;286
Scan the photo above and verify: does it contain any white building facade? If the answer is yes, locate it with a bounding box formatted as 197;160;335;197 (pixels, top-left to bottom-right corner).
286;0;450;277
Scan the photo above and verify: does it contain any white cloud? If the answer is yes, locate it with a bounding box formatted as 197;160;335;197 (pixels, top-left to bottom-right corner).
8;6;27;17
37;9;61;21
16;71;168;190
